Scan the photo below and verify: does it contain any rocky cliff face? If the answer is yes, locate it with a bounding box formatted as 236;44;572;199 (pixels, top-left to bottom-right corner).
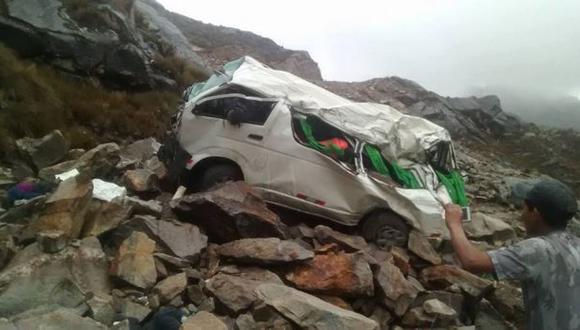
0;0;211;90
145;0;323;81
321;77;523;140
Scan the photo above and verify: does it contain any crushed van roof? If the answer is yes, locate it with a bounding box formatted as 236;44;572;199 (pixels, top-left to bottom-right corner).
185;56;452;163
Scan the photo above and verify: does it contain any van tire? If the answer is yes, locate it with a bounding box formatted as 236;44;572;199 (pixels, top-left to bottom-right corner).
198;163;243;191
362;211;409;249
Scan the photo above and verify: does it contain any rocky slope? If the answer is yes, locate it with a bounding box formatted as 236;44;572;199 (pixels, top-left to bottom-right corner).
142;0;323;81
1;3;580;329
0;133;535;330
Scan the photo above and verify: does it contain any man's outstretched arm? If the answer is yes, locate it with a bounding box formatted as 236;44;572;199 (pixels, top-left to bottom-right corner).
445;204;495;274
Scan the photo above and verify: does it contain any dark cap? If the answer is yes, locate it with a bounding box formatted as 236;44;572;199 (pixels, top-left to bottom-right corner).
525;179;578;228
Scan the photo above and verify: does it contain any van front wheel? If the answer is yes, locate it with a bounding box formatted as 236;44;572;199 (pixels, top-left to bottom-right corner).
362;211;409;249
198;163;243;191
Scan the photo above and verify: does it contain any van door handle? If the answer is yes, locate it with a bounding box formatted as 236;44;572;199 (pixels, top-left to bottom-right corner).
248;134;263;141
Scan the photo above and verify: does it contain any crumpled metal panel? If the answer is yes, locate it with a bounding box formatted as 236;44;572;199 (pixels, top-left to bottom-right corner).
195;56;451;162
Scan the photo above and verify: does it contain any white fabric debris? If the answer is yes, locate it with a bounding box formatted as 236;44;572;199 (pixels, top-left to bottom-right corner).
55;169;80;181
92;179;127;202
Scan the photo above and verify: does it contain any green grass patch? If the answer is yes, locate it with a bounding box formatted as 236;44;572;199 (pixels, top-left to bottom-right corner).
0;44;180;158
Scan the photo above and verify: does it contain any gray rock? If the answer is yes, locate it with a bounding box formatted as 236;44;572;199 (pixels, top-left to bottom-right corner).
488;282;525;326
408;230;442;265
0;237;111;317
110;232;157;289
474;300;512;330
16;130;69;169
256;283;379;330
152;272;187;304
420;265;493;299
134;1;211;77
217;237;313;265
171;182;288;242
39;143;120;181
12;308;107;330
82;199;133;237
143;217;207;261
124;197;163;217
205;268;283;313
422;299;457;320
374;261;419;316
114;298;151;323
0;233;16;269
314;225;368;252
181;311;228;330
87;295;115;326
118;138;161;169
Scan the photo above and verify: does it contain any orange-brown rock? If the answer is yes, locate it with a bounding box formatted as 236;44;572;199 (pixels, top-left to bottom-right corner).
286;251;374;297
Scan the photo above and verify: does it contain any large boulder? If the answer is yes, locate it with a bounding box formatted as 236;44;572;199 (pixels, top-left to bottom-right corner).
286;251;374;297
217;238;313;265
374;261;419;316
110;231;157;289
313;225;368;252
205;267;283;314
408;230;442;265
0;237;111;317
142;217;207;261
82;199;133;237
171;182;288;242
34;177;93;239
118;138;162;169
39;143;121;181
256;283;379;330
152;272;187;304
16;130;69;170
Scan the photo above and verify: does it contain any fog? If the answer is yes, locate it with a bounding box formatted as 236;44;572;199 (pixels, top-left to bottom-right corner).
158;0;580;125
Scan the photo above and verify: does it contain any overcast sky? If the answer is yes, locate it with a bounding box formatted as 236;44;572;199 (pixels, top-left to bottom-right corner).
158;0;580;98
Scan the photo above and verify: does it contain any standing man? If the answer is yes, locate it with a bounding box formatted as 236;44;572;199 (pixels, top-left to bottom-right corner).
445;179;580;330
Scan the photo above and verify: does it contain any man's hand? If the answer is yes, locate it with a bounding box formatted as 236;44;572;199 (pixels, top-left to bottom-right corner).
444;203;463;229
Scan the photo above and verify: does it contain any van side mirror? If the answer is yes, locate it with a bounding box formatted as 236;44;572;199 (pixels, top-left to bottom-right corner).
226;107;245;126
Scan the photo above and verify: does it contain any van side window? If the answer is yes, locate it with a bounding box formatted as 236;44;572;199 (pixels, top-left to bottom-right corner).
195;96;275;125
194;99;228;119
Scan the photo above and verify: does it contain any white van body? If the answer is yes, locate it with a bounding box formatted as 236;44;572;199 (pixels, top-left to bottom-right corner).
174;57;465;238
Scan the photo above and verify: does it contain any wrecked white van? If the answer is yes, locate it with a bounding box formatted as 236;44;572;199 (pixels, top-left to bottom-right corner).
167;56;469;248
